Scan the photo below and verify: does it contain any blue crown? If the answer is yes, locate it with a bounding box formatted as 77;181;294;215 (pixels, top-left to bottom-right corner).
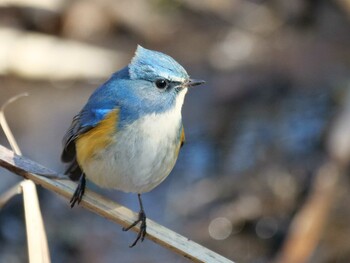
129;45;189;82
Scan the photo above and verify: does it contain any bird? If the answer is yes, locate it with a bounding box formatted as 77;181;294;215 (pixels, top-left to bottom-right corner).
61;45;204;247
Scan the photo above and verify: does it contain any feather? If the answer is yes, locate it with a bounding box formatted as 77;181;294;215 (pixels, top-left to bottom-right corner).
61;108;119;180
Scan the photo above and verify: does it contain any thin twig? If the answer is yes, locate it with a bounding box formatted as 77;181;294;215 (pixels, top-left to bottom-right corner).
0;144;234;263
0;92;28;155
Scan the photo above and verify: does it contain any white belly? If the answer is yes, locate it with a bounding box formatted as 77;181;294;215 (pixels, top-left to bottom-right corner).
82;107;183;193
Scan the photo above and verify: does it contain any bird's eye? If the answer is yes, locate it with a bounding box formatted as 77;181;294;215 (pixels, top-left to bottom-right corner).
155;79;169;89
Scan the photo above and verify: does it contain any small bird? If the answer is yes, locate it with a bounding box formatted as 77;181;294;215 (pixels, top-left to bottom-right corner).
61;45;204;247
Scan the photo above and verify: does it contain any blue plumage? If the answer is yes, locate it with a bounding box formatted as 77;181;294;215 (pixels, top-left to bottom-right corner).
78;45;190;130
129;45;188;82
62;45;204;247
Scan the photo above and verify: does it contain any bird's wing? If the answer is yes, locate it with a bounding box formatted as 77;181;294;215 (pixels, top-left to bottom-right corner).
61;112;87;180
61;69;128;180
61;106;119;180
61;86;118;176
61;112;91;163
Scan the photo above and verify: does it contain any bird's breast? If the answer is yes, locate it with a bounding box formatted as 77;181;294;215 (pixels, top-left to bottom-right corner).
76;88;187;193
81;107;184;193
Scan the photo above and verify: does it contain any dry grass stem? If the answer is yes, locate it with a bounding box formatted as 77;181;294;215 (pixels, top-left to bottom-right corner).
21;180;51;263
0;94;51;263
0;92;28;155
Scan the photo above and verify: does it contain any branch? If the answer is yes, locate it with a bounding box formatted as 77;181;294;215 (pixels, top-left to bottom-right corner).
0;144;234;263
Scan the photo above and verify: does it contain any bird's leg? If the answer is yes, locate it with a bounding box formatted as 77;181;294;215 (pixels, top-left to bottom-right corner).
70;173;86;208
122;193;147;247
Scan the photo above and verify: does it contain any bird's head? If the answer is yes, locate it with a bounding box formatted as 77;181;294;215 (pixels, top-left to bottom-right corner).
126;45;204;114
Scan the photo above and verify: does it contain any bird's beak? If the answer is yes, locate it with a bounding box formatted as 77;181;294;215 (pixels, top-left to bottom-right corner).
186;79;205;88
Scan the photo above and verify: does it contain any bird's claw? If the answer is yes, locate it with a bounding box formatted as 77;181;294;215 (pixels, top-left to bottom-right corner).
123;210;147;247
70;174;86;208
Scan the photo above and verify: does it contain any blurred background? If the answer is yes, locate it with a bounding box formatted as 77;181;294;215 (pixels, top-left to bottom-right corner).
1;0;350;262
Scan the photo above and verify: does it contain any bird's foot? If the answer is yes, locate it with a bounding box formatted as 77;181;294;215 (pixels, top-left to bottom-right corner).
70;174;86;208
122;209;147;247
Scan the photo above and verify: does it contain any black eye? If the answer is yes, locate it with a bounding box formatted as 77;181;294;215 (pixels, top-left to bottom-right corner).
155;79;169;89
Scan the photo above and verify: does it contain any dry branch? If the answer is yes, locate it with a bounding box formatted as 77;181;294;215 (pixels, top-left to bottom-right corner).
0;144;234;263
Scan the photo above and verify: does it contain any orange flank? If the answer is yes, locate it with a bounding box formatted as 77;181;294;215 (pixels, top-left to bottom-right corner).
76;109;119;167
180;126;185;147
175;126;185;156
